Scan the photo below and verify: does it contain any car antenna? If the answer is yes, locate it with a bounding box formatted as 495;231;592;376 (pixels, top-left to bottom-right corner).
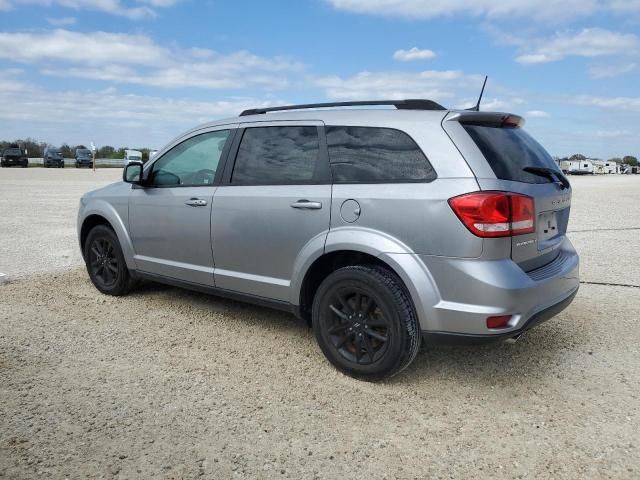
469;75;488;111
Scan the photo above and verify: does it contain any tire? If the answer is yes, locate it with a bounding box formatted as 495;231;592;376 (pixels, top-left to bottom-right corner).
22;161;28;168
84;225;134;296
312;265;421;381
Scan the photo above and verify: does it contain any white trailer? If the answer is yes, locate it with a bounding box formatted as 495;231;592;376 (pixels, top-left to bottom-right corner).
560;159;594;175
603;161;618;174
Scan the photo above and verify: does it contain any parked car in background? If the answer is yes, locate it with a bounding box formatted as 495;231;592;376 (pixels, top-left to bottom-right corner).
78;100;579;380
1;145;28;168
75;148;93;168
124;149;143;164
43;146;65;168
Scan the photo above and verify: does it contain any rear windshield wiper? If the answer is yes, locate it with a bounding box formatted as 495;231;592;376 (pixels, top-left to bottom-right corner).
523;166;570;190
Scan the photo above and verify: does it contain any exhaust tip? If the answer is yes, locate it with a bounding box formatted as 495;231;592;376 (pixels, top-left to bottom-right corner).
505;333;524;344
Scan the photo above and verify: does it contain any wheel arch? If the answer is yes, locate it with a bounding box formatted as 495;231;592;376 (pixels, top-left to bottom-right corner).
292;227;439;329
79;202;136;269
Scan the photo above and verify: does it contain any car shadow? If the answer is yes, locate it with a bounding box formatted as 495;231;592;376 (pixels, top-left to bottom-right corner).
395;319;585;386
127;281;585;386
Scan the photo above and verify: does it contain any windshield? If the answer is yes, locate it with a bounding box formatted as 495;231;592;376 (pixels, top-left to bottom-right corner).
77;149;91;156
463;125;559;184
4;148;21;155
129;155;142;161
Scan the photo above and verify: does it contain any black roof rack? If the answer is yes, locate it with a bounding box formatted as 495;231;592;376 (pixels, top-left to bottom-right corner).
239;99;446;116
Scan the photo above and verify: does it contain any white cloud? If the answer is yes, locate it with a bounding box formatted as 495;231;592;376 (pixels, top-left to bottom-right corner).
0;72;279;146
0;30;303;90
567;94;640;110
313;70;526;113
324;0;633;21
526;110;550;118
0;0;177;19
46;16;77;26
589;62;638;78
393;47;436;61
516;28;639;64
314;70;474;101
595;129;631;138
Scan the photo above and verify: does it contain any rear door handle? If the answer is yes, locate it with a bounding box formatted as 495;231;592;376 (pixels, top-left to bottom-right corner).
290;199;322;210
185;198;208;207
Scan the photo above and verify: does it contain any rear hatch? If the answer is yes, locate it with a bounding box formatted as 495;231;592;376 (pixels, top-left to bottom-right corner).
443;111;571;272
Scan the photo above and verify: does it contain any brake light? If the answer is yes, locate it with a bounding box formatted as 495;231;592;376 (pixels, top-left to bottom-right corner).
448;192;535;238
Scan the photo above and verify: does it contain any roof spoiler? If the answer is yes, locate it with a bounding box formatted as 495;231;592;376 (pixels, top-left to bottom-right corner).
445;111;525;128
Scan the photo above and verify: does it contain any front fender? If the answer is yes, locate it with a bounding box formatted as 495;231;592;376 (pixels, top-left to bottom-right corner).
78;198;136;270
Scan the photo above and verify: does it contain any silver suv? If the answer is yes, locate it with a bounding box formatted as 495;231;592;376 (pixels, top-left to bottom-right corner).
77;100;579;380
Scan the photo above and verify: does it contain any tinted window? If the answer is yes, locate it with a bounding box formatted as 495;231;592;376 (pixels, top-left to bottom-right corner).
463;125;559;184
325;126;435;183
231;126;320;185
151;130;230;187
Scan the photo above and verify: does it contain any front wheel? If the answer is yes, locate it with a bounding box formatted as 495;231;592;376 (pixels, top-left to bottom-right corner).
84;225;133;296
312;265;421;381
22;161;28;168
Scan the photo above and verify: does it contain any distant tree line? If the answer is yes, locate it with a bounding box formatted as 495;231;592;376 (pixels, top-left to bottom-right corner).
3;138;638;166
0;138;155;162
555;153;638;166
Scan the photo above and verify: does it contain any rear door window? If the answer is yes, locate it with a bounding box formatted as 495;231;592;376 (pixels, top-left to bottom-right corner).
463;125;559;184
325;126;435;183
231;126;320;185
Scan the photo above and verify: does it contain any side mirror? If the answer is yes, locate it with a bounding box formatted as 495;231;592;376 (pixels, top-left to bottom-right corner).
123;161;144;184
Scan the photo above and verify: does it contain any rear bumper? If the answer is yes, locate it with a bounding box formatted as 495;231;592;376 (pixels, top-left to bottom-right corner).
423;287;578;344
405;237;579;337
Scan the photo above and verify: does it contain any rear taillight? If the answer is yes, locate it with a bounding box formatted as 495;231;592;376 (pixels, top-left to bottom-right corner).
448;192;535;238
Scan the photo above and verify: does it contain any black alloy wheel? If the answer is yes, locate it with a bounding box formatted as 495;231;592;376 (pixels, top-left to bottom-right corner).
312;265;421;380
84;225;134;296
88;237;119;289
325;287;390;365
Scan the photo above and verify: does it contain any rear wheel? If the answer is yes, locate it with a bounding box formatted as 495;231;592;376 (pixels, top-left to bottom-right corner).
22;160;28;168
84;225;133;296
312;265;421;381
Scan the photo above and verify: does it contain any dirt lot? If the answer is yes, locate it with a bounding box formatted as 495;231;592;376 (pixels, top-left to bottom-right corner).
1;169;639;479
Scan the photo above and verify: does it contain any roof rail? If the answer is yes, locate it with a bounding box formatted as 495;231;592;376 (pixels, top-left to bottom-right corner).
239;99;446;116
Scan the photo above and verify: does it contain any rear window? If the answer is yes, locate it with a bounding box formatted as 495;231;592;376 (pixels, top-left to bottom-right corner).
4;148;21;155
326;126;436;183
463;125;558;184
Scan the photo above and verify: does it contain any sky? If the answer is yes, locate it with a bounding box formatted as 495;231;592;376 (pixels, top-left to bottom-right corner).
0;0;638;159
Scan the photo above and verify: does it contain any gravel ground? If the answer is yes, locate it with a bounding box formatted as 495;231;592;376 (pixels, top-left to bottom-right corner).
1;169;639;479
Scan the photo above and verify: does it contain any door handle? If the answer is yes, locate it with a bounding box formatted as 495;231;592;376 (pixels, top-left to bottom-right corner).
290;199;322;210
185;198;208;207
